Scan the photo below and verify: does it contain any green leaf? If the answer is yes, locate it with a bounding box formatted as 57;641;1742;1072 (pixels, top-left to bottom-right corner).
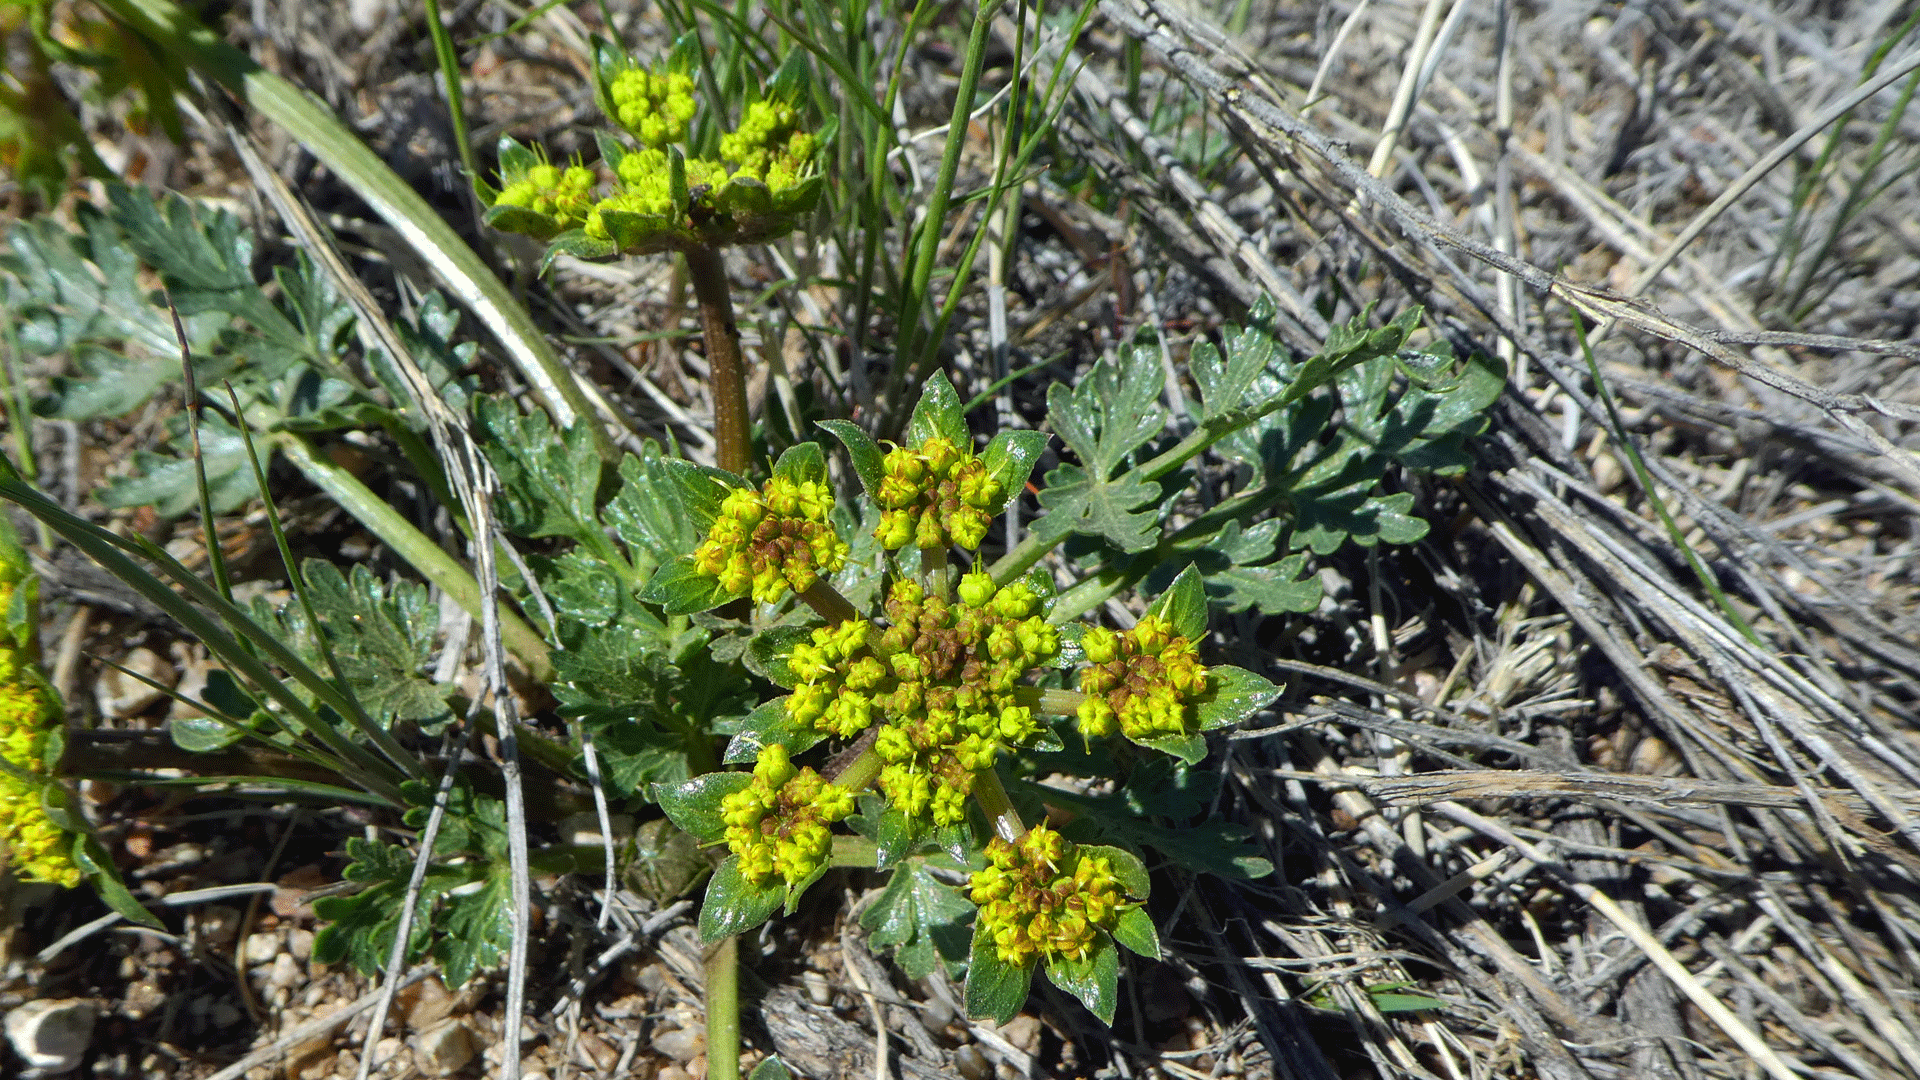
699;854;785;941
1032;784;1274;880
979;429;1047;514
1193;665;1282;732
532;548;629;627
477;397;610;544
434;863;514;987
818;419;883;496
1209;554;1322;615
1146;564;1208;642
168;668;256;752
73;836;163;929
722;697;822;764
624;817;712;906
1112;906;1161;960
1043;933;1119;1024
299;560;448;726
655;772;755;844
860;858;976;980
872;804;934;870
1129;730;1207;765
1082;844;1150;898
743;626;815;688
99;412;255;516
639;554;743;615
1033;348;1167;551
1370;990;1448;1013
965;920;1035;1024
1189;295;1281;421
606;445;708;570
906;371;969;448
748;1057;795;1080
771;440;827;485
542;228;619;263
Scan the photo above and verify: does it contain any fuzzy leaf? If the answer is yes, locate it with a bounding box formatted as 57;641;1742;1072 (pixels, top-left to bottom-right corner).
979;428;1047;514
299;560;448;726
1209;554;1322;615
965;921;1036;1024
818;420;884;496
771;440;827;485
1194;666;1282;732
1044;933;1119;1024
478;397;609;544
606;445;710;569
906;371;969;449
861;859;976;980
1112;906;1161;960
743;626;815;688
1033;348;1167;551
639;554;743;614
723;697;822;764
655;772;755;844
699;854;785;941
1146;564;1208;642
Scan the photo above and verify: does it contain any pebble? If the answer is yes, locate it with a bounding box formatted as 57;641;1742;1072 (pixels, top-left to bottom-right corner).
650;1021;705;1063
5;999;96;1074
995;1014;1041;1054
413;1020;478;1077
288;928;315;961
243;931;282;966
266;953;302;995
574;1031;618;1072
803;969;832;1005
94;646;173;717
954;1044;991;1080
196;905;242;946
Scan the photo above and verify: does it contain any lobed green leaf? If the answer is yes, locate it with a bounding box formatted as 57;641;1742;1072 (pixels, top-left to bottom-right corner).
655;772;755;844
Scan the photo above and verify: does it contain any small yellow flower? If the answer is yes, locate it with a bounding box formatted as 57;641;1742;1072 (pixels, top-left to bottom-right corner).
1075;614;1211;741
967;825;1130;967
722;744;855;888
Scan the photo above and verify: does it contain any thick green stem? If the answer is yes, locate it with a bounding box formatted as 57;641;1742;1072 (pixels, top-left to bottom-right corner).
988;528;1052;585
829;746;883;792
1014;687;1086;716
971;766;1027;843
272;433;553;681
685;245;752;477
799;578;858;627
920;545;949;596
705;936;741;1080
830;835;879;868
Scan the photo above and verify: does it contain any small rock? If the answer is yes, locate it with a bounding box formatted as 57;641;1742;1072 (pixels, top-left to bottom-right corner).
266;953;301;994
803;970;831;1006
574;1032;618;1072
5;998;96;1074
196;905;242;946
413;1020;477;1077
210;1001;241;1029
272;865;328;920
657;1068;694;1080
995;1014;1041;1054
399;975;455;1030
121;981;165;1021
287;929;315;961
243;931;282;967
954;1044;991;1080
651;1021;705;1063
95;646;173;717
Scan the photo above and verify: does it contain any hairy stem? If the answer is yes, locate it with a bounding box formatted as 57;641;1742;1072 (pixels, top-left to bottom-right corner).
971;766;1027;843
1014;687;1087;716
705;936;741;1080
830;835;880;868
829;746;883;792
685;245;751;476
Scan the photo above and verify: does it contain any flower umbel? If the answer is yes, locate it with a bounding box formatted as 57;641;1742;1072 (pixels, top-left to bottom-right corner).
1075;614;1211;741
969;824;1126;967
720;744;856;887
607;67;697;148
691;476;849;605
874;437;1003;552
0;570;78;888
786;572;1058;828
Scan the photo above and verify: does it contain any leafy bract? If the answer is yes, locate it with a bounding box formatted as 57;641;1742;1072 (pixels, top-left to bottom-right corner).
861;858;976;980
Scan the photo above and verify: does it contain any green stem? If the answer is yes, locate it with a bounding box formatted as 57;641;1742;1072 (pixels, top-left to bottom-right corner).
971;766;1027;843
799;578;858;626
988;528;1052;585
705;936;741;1080
684;245;752;477
920;545;949;596
271;433;553;681
420;0;478;186
1014;687;1086;716
888;0;1004;414
829;835;879;868
829;746;883;792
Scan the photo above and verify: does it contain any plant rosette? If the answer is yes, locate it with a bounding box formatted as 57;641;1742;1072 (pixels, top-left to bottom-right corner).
648;373;1282;1022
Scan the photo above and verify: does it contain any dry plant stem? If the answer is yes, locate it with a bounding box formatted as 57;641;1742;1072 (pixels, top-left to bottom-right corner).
684;245;752;477
705;936;742;1080
1433;801;1802;1080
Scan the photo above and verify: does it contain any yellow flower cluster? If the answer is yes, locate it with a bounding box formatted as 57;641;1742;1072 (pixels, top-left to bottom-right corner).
721;744;855;887
718;100;816;193
494;161;598;231
874;437;1003;551
607;67;697;147
0;577;77;888
787;573;1058;828
691;476;849;605
1075;615;1211;740
969;825;1125;967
